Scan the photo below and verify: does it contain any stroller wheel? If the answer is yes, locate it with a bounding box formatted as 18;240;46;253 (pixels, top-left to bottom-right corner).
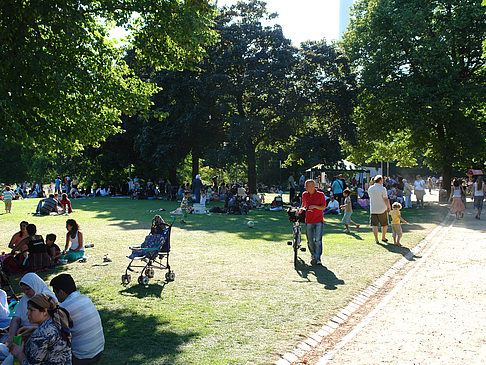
146;267;155;278
165;271;175;282
139;276;149;285
121;274;131;284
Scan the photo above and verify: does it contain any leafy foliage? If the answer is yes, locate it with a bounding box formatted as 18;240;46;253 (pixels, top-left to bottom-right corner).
343;0;486;189
0;0;216;153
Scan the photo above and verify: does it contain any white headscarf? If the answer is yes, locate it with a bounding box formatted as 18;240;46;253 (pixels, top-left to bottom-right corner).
0;289;9;319
14;273;57;326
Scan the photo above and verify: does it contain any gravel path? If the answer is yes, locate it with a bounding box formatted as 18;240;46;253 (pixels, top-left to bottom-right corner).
319;208;486;364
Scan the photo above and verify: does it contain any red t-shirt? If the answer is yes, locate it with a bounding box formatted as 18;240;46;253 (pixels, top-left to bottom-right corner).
302;190;326;224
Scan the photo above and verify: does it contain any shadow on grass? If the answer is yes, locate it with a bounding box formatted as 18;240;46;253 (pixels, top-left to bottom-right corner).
72;199;449;244
99;307;198;365
294;257;345;290
119;282;167;298
376;242;422;261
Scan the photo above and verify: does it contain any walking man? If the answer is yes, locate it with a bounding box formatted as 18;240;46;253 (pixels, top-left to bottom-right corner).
369;175;391;244
301;179;326;265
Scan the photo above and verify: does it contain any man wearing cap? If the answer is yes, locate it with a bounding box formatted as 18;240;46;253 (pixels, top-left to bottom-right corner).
368;175;391;244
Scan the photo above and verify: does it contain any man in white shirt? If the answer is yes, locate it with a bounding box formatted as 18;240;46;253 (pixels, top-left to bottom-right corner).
368;175;391;244
323;196;340;215
414;175;426;208
50;274;104;364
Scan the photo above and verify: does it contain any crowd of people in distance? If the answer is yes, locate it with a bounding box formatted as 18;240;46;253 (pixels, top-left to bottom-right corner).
3;219;85;275
304;173;441;212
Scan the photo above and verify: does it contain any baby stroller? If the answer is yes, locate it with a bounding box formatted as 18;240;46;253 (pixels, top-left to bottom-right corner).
122;217;176;285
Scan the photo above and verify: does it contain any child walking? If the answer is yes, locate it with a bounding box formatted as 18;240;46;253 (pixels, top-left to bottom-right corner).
340;189;360;233
390;202;408;246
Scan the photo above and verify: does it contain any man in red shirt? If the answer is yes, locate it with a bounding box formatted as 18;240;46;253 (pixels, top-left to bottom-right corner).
301;179;327;265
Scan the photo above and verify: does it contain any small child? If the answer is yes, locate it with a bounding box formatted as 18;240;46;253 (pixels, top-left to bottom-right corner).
180;191;193;224
390;202;408;246
46;233;62;262
340;189;360;233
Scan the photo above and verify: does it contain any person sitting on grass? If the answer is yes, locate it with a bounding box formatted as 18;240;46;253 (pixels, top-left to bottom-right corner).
323;195;339;215
60;219;84;262
8;221;29;250
60;193;73;214
22;225;52;273
4;273;56;347
389;202;408;247
50;274;105;364
9;293;72;365
46;234;62;263
340;189;360;233
35;194;59;215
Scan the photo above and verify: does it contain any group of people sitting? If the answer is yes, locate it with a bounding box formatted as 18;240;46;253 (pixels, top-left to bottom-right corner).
35;194;73;216
4;219;85;275
0;273;104;364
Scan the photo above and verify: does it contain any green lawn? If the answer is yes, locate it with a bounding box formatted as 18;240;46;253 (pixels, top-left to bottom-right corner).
0;198;447;364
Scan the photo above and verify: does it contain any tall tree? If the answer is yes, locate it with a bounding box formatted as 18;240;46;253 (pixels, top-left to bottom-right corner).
208;0;298;192
343;0;486;193
283;40;358;169
0;0;216;152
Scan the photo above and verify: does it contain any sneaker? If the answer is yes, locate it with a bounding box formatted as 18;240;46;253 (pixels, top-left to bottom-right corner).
316;260;322;265
381;238;388;243
181;219;187;224
344;229;350;233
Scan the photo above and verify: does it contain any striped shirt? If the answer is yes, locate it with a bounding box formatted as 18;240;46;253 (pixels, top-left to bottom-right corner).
2;190;14;200
60;291;105;359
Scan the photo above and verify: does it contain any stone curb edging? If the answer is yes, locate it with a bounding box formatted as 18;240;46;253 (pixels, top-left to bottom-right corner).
274;215;452;365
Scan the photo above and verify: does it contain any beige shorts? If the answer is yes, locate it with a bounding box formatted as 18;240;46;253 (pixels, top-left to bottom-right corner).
392;223;402;238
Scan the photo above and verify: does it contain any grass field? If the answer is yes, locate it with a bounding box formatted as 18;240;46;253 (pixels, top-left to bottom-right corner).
0;197;448;364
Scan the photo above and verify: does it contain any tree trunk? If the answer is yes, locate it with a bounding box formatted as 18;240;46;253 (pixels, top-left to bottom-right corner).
192;149;199;179
168;167;178;185
442;164;452;197
247;143;257;193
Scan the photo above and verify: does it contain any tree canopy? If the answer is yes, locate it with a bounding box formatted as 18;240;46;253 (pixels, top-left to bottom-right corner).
343;0;486;190
0;0;217;153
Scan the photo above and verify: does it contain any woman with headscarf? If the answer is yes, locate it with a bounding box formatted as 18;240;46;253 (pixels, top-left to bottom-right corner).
5;273;56;346
0;290;10;328
9;293;72;364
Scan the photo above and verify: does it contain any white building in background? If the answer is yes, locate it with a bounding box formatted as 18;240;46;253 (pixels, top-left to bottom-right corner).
339;0;354;40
